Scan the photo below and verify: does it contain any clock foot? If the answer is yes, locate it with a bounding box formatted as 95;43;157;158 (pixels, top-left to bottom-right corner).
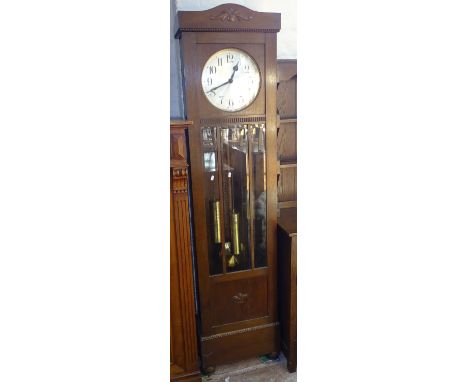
266;351;280;360
202;365;216;376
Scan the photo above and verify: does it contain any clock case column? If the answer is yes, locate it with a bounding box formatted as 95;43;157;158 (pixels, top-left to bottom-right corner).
176;4;281;370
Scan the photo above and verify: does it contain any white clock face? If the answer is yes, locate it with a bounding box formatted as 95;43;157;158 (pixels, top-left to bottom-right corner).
201;48;261;112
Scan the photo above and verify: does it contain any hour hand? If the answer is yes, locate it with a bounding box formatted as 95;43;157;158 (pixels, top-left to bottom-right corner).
229;61;240;81
207;80;229;94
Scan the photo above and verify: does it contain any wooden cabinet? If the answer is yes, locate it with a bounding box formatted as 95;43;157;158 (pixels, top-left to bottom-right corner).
277;59;297;212
277;207;297;372
170;120;201;382
176;4;281;372
276;60;297;372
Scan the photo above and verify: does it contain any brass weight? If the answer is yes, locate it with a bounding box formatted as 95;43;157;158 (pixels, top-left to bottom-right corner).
212;200;221;243
231;212;240;255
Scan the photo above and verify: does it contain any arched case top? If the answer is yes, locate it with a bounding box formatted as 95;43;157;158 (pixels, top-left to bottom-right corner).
176;3;281;38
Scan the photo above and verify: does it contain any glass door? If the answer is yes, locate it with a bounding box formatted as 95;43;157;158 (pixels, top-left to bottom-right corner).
201;123;267;276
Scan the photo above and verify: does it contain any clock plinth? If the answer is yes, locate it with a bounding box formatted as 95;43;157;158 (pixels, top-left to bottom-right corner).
176;3;281;368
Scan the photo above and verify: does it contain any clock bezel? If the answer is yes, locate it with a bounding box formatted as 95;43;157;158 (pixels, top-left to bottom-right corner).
195;42;266;118
200;47;262;113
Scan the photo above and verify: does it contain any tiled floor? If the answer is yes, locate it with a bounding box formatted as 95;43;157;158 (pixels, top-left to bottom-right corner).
202;353;297;382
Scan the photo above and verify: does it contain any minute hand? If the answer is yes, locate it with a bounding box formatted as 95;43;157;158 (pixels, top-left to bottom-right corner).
207;79;230;93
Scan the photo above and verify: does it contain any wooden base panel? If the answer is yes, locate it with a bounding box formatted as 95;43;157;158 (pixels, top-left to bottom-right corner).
170;370;202;382
201;323;280;368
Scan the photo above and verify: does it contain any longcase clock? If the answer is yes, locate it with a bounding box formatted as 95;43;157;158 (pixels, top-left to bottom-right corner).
176;4;281;373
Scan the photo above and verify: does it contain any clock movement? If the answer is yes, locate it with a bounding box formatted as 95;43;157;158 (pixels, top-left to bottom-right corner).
176;3;281;372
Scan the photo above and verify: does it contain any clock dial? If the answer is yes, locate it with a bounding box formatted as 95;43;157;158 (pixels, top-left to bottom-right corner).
201;48;261;112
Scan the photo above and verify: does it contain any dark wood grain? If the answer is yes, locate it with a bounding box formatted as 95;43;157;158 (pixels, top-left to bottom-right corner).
265;30;279;329
180;31;213;336
277;207;297;372
196;32;265;44
277;77;297;119
211;275;268;326
277;122;297;163
277;167;297;203
170;120;202;382
277;207;297;236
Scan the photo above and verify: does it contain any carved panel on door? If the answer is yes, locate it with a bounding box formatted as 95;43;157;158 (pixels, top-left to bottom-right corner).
211;276;268;327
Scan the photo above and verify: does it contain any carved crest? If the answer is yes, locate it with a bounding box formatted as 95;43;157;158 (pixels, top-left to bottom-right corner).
210;8;253;22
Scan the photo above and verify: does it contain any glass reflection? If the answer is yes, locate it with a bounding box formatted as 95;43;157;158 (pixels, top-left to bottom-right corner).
202;126;223;275
201;123;268;274
252;124;267;268
220;126;251;272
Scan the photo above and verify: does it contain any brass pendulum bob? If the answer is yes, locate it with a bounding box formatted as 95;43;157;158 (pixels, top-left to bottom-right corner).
226;211;240;268
225;242;237;268
227;251;238;268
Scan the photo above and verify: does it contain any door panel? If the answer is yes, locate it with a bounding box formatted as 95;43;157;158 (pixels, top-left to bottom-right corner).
211;275;268;326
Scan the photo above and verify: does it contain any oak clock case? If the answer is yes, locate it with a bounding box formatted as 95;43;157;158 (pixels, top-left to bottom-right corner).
176;4;281;372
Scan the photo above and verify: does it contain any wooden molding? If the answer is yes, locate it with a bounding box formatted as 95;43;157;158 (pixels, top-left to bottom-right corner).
171;120;193;128
170;120;191;195
171;167;189;194
201;321;279;341
176;4;280;37
200;115;266;125
278;200;297;210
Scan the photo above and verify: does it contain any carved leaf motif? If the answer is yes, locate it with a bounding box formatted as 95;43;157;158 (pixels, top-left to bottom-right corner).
210;8;253;22
232;292;249;304
171;167;188;194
